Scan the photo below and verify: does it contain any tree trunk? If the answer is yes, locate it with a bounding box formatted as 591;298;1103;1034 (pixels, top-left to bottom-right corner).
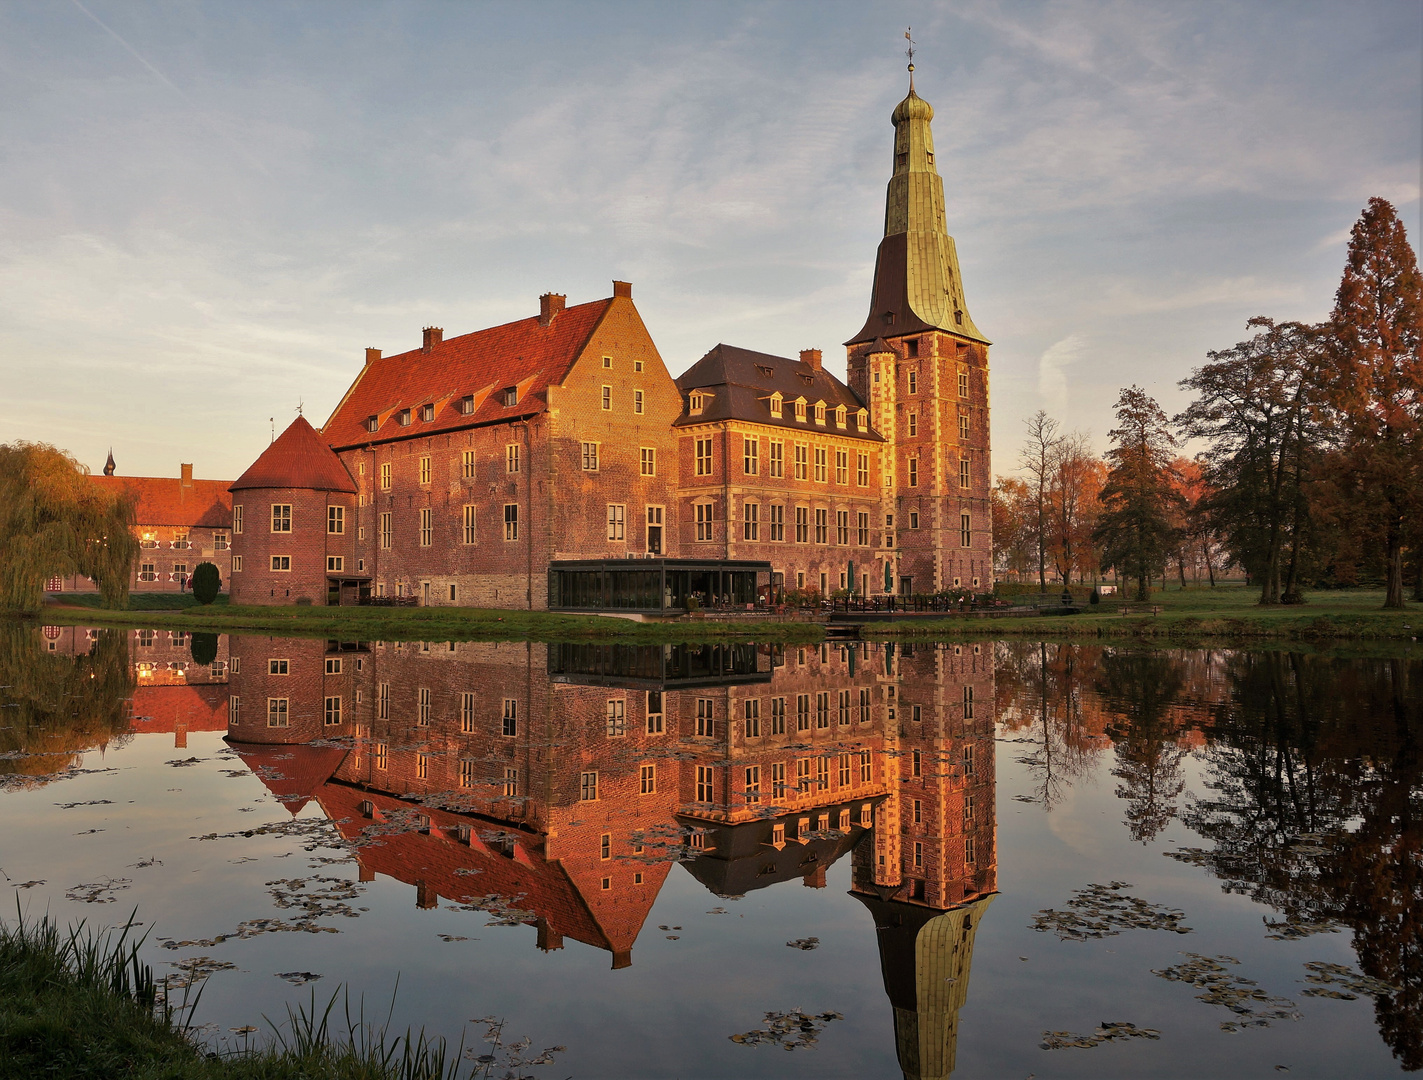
1385;528;1405;609
1413;546;1423;603
1202;539;1215;586
1177;552;1187;589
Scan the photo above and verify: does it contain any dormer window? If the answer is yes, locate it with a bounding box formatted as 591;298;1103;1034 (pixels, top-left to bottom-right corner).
398;409;411;427
798;373;814;386
813;401;826;425
460;395;475;415
366;415;379;433
769;392;783;419
794;397;807;422
856;408;869;432
420;403;434;422
689;392;705;415
502;387;518;407
756;364;773;378
835;405;847;429
906;338;920;358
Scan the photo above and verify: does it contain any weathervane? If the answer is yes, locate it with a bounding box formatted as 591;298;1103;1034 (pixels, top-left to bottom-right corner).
904;27;916;90
297;399;304;417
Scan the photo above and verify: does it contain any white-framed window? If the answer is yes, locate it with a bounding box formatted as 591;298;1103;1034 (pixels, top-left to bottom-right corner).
770;697;786;734
959;413;971;440
770;392;783;419
908;412;917;437
417;686;431;725
607;504;626;542
769;441;783;477
961;511;972;547
375;742;387;769
743;698;760;737
459;449;474;478
640;763;656;795
814;446;827;482
504;504;518;541
581;442;599;471
963;685;975;719
695;437;713;476
839;752;852;784
327;556;344;572
966;836;977;865
836;510;849;545
503;767;518;797
271;504;291;532
231;555;243;572
695;765;713;803
771;762;787;799
270;555;291;572
267;698;289;727
461;692;476;733
634;389;644;414
696;698;714;737
325;657;341;674
796;758;812;791
213;532;229;550
502;698;517;737
503;444;519;473
419;456;431;484
233;505;243;534
794;397;807;422
634;358;644;372
857;511;870;546
606;698;626;737
743;502;759;541
458;759;476;789
794;506;808;543
836;404;847;428
640;447;656;476
462;505;477;545
579;771;599;801
908;457;918;487
794;443;808;480
744;765;760;804
228;695;240;725
695;502;714;542
768;504;784;541
743;437;758;475
380;462;391;490
138;562;158;582
796;694;810;730
959;458;971;488
601;385;612;410
959;369;969;398
419;508;432;547
908;369;918;395
646;690;664;734
814;401;826;425
856;408;869;432
909;510;920;529
378;682;390;720
324;696;341;726
602;355;612;369
815;508;828;544
379;512;392;549
689;391;705;415
835;450;848;484
416;753;428;780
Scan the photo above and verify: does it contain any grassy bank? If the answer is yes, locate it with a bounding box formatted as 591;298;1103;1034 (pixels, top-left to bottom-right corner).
865;583;1423;642
31;594;825;644
0;911;470;1080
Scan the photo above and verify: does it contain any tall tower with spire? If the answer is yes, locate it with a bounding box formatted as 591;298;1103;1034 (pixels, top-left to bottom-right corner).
847;58;992;598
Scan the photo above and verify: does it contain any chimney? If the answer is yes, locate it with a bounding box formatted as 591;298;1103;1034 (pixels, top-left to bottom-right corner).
422;327;443;352
802;865;828;889
612;280;632;298
536;920;564;952
358;863;375;883
180;463;193;487
800;348;823;371
539;292;566;327
611;949;633;970
415;879;437;909
365;347;381;365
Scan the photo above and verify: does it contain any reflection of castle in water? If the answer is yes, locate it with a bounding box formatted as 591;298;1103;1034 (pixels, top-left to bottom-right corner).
221;636;996;1077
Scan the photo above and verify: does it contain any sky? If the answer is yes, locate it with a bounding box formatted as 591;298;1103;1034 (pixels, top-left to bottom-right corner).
1;1;1419;481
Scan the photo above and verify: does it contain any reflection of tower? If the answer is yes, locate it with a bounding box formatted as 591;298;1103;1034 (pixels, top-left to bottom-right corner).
852;640;997;1080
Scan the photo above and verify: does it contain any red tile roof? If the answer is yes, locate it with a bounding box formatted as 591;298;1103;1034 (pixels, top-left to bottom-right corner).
128;684;230;733
227;740;351;815
89;475;232;528
321;298;613;450
230;416;357;493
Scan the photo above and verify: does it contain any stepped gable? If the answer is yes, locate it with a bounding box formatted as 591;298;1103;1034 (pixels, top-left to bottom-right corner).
674;343;881;442
321;297;614;451
89;475;232;528
227;741;350;815
314;783;638;962
230;416;357;493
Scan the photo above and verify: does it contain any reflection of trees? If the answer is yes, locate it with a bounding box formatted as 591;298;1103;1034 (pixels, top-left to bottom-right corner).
1095;650;1190;843
0;624;134;786
1184;653;1423;1071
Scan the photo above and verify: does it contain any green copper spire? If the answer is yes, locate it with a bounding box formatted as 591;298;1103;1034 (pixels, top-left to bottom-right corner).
848;73;988;346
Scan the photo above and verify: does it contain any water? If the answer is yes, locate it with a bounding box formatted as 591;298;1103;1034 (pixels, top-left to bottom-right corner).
2;623;1418;1078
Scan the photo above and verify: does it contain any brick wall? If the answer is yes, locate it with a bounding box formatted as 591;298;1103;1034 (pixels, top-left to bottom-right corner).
229;487;357;606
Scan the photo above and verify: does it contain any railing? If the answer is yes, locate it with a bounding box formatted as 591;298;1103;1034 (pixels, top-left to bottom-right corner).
827;594;1004;614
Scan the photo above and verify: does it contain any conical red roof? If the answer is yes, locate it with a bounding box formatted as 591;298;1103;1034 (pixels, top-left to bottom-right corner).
230;416;356;493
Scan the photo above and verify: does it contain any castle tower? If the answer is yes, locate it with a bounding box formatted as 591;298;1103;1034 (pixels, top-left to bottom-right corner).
847;72;992;597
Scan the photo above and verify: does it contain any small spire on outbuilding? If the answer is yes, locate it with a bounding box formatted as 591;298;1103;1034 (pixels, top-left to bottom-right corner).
103;449;115;476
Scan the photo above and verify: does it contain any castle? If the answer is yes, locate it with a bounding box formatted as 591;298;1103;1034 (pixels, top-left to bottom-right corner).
223;75;992;610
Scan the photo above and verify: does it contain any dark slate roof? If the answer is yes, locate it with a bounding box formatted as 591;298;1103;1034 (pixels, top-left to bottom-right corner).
231;416;358;494
673;344;882;442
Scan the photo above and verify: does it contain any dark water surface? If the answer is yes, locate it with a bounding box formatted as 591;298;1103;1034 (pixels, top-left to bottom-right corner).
2;623;1419;1078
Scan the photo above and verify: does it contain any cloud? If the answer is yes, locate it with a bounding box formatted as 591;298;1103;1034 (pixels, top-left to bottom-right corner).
1037;335;1086;416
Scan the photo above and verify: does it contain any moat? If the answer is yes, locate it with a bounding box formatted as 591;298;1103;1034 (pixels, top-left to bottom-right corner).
2;623;1418;1078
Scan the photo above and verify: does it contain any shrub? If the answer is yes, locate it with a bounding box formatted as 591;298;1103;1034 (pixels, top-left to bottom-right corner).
190;561;221;605
189;632;218;666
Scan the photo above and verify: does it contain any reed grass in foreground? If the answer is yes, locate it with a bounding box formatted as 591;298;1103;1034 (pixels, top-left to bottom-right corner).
0;910;494;1079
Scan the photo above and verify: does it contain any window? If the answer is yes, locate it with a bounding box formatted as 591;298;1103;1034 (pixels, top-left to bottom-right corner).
816;692;829;729
324;696;341;726
838;690;851;726
769;441;784;477
606;698;626;737
815;508;828;544
502;699;517;737
689;391;705;414
908;458;918;487
139;562;157;582
814;402;826;425
602;355;612;369
794;398;807;422
743;698;761;737
419;508;432;547
601;385;611;410
959;458;971;488
418;456;431;484
912;749;922;777
743;502;759;541
958;369;969;398
327;556;344;572
696;766;714;803
769;504;784;541
794;443;808;480
856;511;870;547
212;533;230;552
836;405;847;429
267;698;288;727
860;750;872;782
646;691;664;734
580;771;599;801
960;511;972;547
502;387;518;407
581;442;599;471
504;504;518;541
233;505;243;534
909;510;920;530
796;693;810;731
416;753;428;780
744;765;760;804
908;369;918;394
421;403;435;423
380;463;391;490
461;692;476;733
228;695;240;725
640;447;656;476
378;682;390;720
914;842;924;869
232;555;243;572
460;395;475;415
964;793;975;821
796;758;812;792
857;408;869;432
859;688;871;723
959;413;970;440
503;768;518;797
743;437;758;475
504;445;520;473
695;437;713;476
963;685;975;719
634;389;644;415
816;757;829;790
463;505;477;545
459;759;476;789
814;446;827;482
965;837;977;865
839;753;852;786
834;450;848;485
379;512;392;549
836;510;849;545
375;742;387;769
696;698;714;737
270;555;291;572
770;392;783;419
271;504;291;532
795;505;809;543
640;764;656;794
607;504;626;542
695;502;714;542
771;762;787;798
770;697;786;734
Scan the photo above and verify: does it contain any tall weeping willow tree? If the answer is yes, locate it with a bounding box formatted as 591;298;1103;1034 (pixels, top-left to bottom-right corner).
0;442;139;612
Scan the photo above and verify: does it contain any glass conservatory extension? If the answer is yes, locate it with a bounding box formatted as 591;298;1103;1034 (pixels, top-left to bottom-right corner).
547;558;774;614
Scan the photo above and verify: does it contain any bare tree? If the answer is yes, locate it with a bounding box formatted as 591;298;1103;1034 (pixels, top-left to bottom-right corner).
1019;411;1062;592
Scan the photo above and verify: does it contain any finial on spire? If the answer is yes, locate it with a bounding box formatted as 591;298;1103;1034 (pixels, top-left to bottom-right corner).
297;399;304;418
904;27;916;89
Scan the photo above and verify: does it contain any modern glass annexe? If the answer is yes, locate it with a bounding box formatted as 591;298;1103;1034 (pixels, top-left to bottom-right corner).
548;559;775;614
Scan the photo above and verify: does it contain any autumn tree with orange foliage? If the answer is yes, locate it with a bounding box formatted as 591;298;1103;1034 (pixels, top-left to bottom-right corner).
1323;198;1423;609
991;475;1036;582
